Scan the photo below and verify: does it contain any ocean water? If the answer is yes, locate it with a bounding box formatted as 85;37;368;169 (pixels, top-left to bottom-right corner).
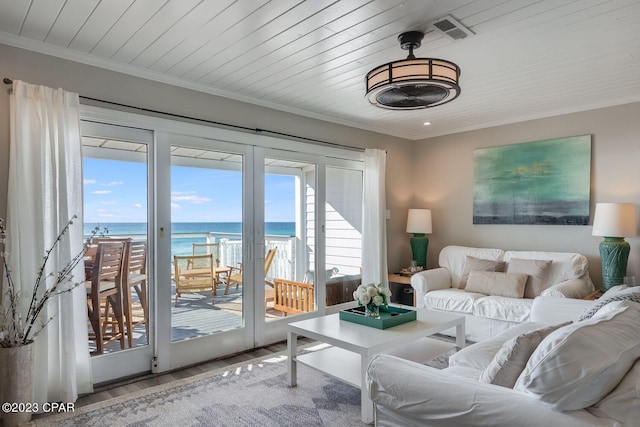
84;222;294;257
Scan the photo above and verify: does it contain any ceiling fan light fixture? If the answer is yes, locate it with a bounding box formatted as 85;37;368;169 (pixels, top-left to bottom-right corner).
365;31;461;110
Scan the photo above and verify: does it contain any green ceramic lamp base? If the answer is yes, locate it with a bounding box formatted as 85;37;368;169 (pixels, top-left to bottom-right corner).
410;234;429;269
599;237;630;291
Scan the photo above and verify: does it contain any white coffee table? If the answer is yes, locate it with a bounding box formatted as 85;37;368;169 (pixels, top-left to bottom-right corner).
287;307;465;423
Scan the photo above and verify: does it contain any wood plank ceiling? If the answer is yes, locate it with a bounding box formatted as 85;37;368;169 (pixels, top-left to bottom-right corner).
1;0;639;140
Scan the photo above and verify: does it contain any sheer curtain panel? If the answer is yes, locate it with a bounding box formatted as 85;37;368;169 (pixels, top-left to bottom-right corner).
361;149;388;287
6;80;92;404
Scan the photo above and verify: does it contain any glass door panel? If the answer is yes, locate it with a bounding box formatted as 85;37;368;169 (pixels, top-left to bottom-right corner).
264;157;317;320
83;139;151;350
325;166;363;307
170;145;244;341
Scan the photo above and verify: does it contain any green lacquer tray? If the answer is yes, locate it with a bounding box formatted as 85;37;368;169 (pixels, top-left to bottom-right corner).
339;306;417;329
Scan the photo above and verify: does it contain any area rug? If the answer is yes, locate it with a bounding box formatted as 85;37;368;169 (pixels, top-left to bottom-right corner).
32;341;459;427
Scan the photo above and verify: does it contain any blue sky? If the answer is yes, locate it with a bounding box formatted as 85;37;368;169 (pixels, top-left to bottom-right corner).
83;158;295;223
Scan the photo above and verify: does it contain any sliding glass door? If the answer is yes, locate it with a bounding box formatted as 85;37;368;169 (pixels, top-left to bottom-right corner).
160;135;254;368
80;106;365;381
81;121;154;384
257;151;365;346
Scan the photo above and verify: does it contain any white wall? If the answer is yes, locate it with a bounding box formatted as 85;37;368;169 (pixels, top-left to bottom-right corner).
0;43;415;273
413;102;640;288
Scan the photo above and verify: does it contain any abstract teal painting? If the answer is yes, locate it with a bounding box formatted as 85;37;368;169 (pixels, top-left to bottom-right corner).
473;135;591;225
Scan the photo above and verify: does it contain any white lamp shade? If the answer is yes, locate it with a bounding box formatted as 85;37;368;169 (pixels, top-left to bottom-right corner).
406;209;432;234
592;203;637;237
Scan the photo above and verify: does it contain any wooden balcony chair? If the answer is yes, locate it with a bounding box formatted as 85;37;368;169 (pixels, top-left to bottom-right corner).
192;242;231;295
228;247;278;308
91;237;144;348
86;241;126;355
173;254;216;306
273;278;315;316
122;240;148;348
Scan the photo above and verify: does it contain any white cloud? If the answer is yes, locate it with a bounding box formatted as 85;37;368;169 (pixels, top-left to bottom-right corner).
171;195;212;204
133;203;143;208
84;179;96;185
171;203;181;209
92;190;111;195
102;181;124;186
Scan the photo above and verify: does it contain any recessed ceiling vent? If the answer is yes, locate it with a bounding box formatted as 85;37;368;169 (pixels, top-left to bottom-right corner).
431;15;474;40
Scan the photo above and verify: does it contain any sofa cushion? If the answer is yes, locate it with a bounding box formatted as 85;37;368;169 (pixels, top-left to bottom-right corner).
506;258;552;298
424;289;486;314
459;256;506;289
473;296;533;323
479;322;570;388
587;358;640;425
439;246;504;289
514;300;640;411
449;322;545;371
504;251;588;288
466;271;527;298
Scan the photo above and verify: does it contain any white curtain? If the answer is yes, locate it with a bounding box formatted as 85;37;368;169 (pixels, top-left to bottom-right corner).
7;81;92;404
362;148;388;287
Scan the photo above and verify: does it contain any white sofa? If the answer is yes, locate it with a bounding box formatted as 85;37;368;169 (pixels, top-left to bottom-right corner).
411;245;595;341
368;296;640;427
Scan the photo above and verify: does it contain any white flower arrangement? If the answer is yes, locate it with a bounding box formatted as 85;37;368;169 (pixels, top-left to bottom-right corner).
353;283;391;317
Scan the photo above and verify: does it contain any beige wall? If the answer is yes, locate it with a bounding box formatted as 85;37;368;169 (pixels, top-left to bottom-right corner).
414;102;640;288
0;44;414;273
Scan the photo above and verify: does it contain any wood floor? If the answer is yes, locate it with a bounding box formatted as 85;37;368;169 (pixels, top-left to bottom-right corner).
75;336;315;409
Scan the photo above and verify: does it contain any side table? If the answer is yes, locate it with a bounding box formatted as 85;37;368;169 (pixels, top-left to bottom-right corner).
388;273;416;306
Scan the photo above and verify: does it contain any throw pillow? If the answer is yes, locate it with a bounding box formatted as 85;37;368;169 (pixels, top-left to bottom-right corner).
506;258;552;298
479;322;570;388
578;287;640;321
459;256;505;289
465;271;527;298
514;300;640;411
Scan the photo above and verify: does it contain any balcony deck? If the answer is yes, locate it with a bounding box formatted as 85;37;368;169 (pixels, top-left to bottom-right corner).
90;284;284;355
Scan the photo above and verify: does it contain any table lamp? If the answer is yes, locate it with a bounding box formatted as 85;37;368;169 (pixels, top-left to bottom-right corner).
592;203;637;291
406;209;432;269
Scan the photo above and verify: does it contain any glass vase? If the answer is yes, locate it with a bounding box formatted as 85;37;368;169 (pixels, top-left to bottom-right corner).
365;304;380;318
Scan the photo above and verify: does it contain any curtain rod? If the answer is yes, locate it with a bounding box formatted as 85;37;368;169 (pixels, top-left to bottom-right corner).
3;77;364;152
